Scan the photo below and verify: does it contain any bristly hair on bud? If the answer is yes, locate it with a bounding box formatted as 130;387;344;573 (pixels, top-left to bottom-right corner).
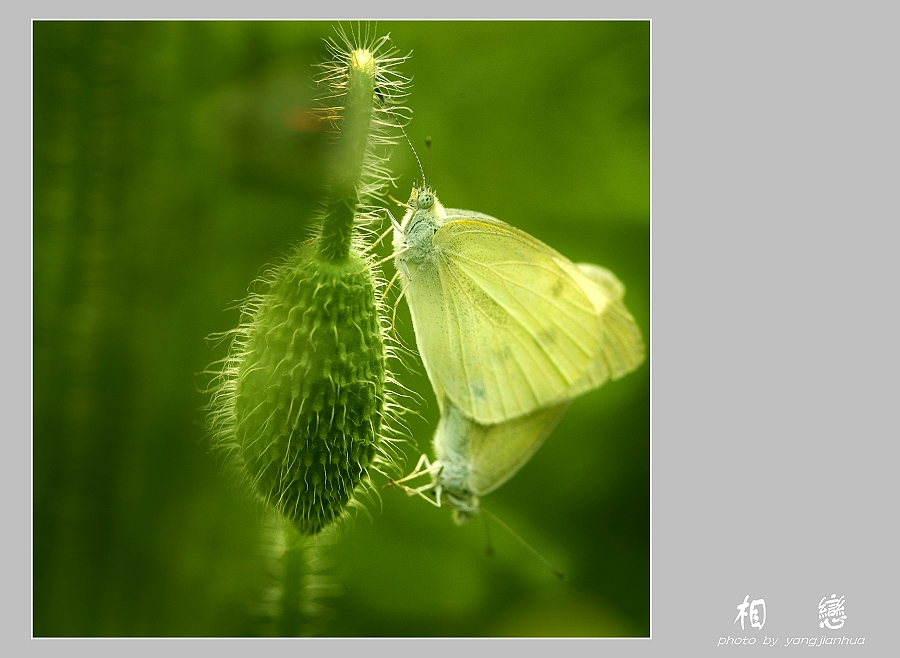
207;24;413;540
314;24;413;261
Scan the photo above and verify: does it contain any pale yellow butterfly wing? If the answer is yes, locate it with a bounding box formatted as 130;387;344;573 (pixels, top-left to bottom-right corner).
572;261;647;389
434;398;572;497
411;213;644;425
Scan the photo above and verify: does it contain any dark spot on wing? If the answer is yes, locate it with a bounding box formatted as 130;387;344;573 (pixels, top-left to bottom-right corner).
537;328;557;345
550;277;565;297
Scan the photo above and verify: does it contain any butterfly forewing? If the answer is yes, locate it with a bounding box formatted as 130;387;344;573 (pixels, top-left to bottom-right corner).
427;215;619;424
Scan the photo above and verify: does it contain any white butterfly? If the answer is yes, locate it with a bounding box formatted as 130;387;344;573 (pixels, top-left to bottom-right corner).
398;397;572;524
390;185;645;521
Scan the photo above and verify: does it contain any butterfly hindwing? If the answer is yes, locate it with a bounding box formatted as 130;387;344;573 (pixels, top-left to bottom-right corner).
574;262;647;385
466;401;571;495
433;397;572;497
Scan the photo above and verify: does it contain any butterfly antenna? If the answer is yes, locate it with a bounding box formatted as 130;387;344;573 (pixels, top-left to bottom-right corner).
481;513;495;558
398;121;426;187
424;135;433;187
481;507;565;580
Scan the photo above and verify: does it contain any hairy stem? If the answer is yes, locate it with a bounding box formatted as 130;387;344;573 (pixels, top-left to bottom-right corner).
319;50;377;262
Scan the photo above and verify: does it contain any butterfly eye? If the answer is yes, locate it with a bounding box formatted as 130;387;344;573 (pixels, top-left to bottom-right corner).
416;192;434;210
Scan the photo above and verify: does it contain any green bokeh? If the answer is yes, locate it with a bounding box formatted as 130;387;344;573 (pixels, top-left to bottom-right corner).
33;20;649;637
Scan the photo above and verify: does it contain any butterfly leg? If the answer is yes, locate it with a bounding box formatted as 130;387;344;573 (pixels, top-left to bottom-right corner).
397;257;411;281
359;221;395;256
389;478;442;508
392;452;436;484
385;454;444;507
434;481;443;508
406;484;441;508
383;207;403;234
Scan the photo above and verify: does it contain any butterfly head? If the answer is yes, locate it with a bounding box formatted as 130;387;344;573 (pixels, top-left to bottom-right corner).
394;185;443;268
401;185;445;233
408;184;438;212
414;187;435;210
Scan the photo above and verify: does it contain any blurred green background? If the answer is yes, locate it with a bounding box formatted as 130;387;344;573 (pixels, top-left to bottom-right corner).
33;20;649;637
